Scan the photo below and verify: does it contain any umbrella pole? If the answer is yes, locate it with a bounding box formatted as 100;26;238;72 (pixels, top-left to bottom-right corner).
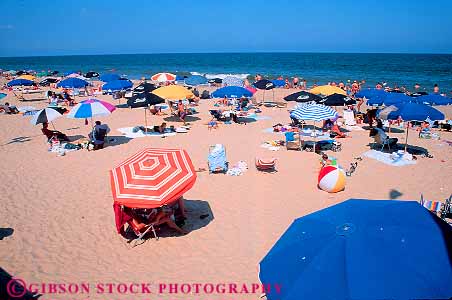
272;89;275;103
51;121;56;130
313;120;316;154
262;90;265;105
144;108;148;133
404;123;409;152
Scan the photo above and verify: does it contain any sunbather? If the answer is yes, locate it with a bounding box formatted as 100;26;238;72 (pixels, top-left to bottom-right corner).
369;127;398;148
129;206;188;235
207;118;219;130
153;122;167;133
331;123;349;138
42;122;70;142
0;102;19;114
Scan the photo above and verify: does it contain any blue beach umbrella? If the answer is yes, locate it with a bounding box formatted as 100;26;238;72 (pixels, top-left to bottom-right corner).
100;73;121;82
382;93;413;106
57;78;89;88
415;94;452;105
355;88;387;99
271;79;285;87
63;71;78;77
102;79;133;91
7;79;34;87
211;86;253;98
386;102;444;151
259;199;452;300
184;75;208;86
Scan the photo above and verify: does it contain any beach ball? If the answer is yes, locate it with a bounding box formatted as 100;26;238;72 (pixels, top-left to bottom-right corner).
318;165;346;193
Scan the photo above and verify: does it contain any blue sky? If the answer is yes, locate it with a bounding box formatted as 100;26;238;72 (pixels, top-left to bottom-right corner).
0;0;451;57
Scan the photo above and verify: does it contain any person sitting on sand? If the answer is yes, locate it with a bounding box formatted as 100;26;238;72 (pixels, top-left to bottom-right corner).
322;119;334;131
129;206;188;235
0;102;19;114
149;105;163;116
369;127;398;148
177;100;187;125
89;121;110;150
153;122;167;134
42;122;70;142
320;152;338;168
331;122;349;138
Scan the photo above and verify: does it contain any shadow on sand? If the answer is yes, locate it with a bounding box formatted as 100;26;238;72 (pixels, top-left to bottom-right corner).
2;136;32;146
105;136;132;148
0;228;13;240
0;268;41;299
389;189;403;200
163;115;201;123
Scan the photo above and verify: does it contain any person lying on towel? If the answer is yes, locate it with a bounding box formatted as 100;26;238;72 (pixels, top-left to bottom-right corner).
42;122;70;142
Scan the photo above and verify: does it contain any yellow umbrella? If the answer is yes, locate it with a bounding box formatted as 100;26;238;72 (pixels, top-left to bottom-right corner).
152;85;193;100
17;74;36;81
310;85;346;96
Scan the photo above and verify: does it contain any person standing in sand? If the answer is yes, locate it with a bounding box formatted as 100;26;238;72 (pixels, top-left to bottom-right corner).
177;100;187;125
433;84;440;94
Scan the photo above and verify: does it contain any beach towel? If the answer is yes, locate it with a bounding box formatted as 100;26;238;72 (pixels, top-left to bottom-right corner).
363;150;416;166
117;127;176;139
345;125;365;131
208;144;227;172
227;161;248;176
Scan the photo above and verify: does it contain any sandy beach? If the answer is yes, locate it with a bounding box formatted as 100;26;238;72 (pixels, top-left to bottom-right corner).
0;81;451;299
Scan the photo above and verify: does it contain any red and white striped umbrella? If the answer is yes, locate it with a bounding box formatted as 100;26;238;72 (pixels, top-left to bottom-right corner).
151;72;176;82
110;148;196;208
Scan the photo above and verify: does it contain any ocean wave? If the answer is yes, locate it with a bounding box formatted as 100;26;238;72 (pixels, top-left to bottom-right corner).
190;72;250;80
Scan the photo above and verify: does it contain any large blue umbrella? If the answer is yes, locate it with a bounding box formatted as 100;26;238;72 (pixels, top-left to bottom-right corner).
382;93;413;106
57;78;89;88
7;79;34;86
100;73;121;82
415;94;452;106
259;199;452;300
184;75;208;86
102;79;133;91
63;71;77;76
211;86;252;98
355;88;387;99
385;102;444;151
271;79;285;87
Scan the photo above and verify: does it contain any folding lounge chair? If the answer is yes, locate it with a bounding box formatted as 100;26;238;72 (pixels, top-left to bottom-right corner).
255;158;276;172
440;195;452;224
420;194;443;215
127;218;159;247
285;132;301;151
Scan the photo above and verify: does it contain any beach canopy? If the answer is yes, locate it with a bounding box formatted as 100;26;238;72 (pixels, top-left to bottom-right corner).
184;75;208;86
102;79;133;91
259;199;452;300
290;103;338;121
152;85;194;100
211;86;253;98
17;74;36;81
271;79;285;87
415;94;452;105
110;147;197;211
319;93;356;106
57;78;89;88
355;88;387;99
85;71;100;78
127;93;165;108
30;107;62;125
284;91;322;103
151;72;176;82
254;79;275;90
7;79;34;87
310;85;347;96
132;82;157;94
222;76;243;87
67;98;116;119
100;73;121;82
385;102;444;121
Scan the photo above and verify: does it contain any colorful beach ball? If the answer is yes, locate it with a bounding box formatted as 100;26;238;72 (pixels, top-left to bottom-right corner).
318;165;346;193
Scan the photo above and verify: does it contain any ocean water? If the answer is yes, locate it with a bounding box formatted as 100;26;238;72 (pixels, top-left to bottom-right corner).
1;53;451;92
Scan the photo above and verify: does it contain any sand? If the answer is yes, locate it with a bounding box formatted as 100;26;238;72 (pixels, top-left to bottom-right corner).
0;81;451;299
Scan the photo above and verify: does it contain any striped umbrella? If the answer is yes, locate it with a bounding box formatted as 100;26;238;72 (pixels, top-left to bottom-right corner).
290;103;338;121
290;103;338;152
223;76;244;87
151;73;176;82
67;98;116;119
110;148;197;209
30;107;63;125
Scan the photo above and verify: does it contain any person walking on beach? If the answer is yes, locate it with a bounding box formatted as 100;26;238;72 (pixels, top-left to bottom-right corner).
177;100;187;125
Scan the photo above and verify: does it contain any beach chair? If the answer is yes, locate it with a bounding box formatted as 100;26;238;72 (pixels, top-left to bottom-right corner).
372;134;392;151
209;110;228;121
208;144;228;173
440;195;452;224
284;131;301;151
126;216;159;247
420;194;443;215
255;158;277;172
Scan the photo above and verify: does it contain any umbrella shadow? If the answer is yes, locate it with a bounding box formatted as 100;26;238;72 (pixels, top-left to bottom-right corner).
367;143;429;155
157;199;214;238
389;189;403;200
68;135;86;142
105;136;132;148
0;267;41;299
163;115;202;123
0;228;13;240
237;117;257;123
2;136;32;146
116;104;129;109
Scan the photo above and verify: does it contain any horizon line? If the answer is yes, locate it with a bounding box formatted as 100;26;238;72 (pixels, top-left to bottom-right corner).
1;51;452;59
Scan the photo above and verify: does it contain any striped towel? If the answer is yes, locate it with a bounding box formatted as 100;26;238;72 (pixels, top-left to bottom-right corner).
421;200;442;212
